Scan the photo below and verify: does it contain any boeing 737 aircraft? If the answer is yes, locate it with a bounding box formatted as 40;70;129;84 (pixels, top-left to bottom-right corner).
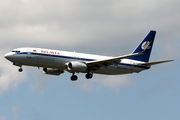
4;30;173;81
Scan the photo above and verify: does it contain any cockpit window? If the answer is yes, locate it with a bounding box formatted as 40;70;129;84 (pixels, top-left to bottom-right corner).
12;50;20;53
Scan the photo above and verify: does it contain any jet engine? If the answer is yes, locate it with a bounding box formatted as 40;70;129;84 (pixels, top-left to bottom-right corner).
43;68;64;75
66;61;87;72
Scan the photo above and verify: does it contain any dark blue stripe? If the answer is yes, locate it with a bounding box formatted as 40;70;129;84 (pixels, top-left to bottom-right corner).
118;63;150;69
18;52;94;61
17;52;150;69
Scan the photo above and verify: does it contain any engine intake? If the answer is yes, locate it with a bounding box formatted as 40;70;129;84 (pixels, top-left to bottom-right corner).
67;62;87;72
43;68;64;75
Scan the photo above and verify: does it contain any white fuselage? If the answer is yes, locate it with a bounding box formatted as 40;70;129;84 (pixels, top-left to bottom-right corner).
5;47;150;75
5;31;173;81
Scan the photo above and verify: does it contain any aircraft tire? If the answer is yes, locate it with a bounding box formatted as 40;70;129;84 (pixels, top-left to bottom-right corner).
19;68;23;72
71;75;78;81
86;73;93;79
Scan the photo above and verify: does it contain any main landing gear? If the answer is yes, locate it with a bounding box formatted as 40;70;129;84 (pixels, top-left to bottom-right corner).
86;73;93;79
71;72;78;81
70;72;93;81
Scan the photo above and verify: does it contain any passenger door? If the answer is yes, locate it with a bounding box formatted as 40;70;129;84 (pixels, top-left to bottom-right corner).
26;49;31;58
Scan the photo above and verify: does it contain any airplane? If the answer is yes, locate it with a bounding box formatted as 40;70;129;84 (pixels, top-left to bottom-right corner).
4;30;173;81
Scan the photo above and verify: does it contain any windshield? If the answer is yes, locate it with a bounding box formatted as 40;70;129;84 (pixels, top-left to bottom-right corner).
12;50;20;53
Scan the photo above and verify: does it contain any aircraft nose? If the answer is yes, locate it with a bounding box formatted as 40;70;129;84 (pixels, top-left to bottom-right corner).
4;52;13;60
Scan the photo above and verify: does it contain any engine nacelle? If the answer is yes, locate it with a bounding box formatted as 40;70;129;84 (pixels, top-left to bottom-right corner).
43;68;64;76
67;62;87;72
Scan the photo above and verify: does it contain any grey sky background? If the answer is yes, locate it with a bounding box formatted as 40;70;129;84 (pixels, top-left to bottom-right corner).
0;0;179;53
0;0;179;97
0;0;179;119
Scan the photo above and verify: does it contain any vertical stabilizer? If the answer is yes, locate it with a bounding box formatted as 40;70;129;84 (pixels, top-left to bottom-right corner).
128;30;156;62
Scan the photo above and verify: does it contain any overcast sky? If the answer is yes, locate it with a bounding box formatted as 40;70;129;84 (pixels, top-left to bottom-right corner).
0;0;179;120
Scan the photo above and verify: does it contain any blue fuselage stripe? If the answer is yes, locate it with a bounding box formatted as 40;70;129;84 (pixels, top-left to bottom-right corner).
18;52;150;69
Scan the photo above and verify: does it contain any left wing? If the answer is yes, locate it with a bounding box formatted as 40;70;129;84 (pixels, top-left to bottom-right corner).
86;51;145;71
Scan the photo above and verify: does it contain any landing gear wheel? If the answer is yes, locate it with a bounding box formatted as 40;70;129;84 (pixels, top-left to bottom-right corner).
18;68;23;72
86;73;93;79
71;75;78;81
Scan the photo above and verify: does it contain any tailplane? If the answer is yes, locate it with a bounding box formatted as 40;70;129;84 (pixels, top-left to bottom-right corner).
129;30;156;62
140;60;174;66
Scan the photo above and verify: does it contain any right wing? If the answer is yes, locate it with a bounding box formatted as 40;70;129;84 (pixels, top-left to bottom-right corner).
86;51;146;72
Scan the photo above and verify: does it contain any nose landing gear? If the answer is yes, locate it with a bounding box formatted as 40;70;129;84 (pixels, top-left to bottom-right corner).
13;63;23;72
18;67;23;72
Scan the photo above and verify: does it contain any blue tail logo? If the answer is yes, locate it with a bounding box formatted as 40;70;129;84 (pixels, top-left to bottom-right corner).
128;30;156;62
141;41;150;50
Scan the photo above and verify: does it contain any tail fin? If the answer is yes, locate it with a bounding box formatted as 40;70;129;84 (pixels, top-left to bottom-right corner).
128;30;156;62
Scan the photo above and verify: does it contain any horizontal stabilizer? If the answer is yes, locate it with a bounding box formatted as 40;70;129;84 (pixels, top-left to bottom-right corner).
140;60;174;66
